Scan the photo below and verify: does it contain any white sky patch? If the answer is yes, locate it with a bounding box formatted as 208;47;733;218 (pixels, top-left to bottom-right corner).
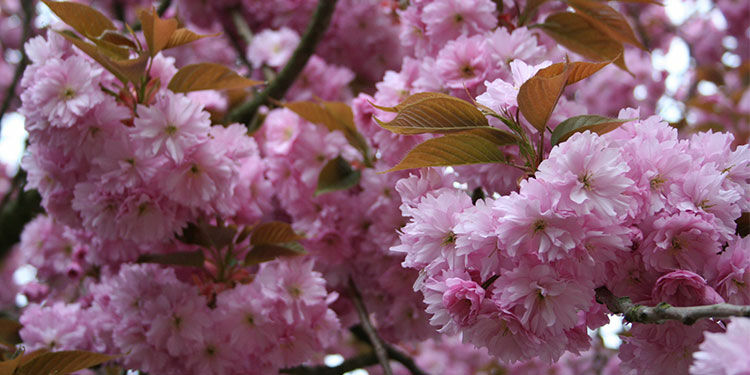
0;113;27;175
601;315;625;349
345;370;369;375
325;354;345;367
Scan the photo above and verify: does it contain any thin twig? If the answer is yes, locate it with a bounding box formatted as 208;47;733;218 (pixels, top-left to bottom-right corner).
595;286;750;325
220;9;254;71
348;278;393;375
227;0;338;125
280;352;378;375
0;0;35;130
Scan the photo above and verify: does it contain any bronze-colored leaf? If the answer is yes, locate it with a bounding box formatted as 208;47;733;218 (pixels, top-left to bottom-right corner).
59;31;147;83
370;92;447;113
284;101;371;165
98;30;138;50
384;128;517;172
250;222;303;246
163;29;220;50
566;0;645;49
540;12;630;72
550;114;630;145
536;59;613;85
138;7;178;56
316;156;361;196
42;0;115;39
16;350;117;375
518;65;570;132
0;318;21;346
168;63;263;93
244;244;306;266
136;250;205;267
373;93;490;134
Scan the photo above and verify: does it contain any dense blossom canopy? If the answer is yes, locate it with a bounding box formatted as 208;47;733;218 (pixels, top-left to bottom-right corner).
0;0;747;374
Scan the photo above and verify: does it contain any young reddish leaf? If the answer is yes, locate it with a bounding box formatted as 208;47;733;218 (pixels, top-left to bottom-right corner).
518;65;571;132
41;0;115;39
384;128;517;172
565;0;645;49
0;348;48;375
168;63;263;93
250;222;303;246
136;250;205;267
373;93;490;134
540;12;630;72
370;92;448;113
536;59;613;85
244;244;306;266
91;37;131;60
284;101;371;165
137;7;178;56
59;31;147;83
16;350;117;375
550;114;630;145
98;30;138;50
0;318;21;346
316;156;362;196
163;29;220;50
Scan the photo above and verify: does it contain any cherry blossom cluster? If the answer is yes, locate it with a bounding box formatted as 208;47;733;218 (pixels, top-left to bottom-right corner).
19;259;340;375
393;109;749;368
19;31;269;258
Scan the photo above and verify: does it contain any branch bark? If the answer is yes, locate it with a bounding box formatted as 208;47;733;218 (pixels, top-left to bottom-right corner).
280;352;379;375
595;286;750;325
227;0;338;125
350;326;430;375
348;277;393;375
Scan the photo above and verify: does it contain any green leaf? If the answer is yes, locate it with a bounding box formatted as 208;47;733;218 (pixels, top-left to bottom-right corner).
168;63;263;93
315;156;362;196
136;250;205;267
373;92;491;134
244;244;306;266
16;350;117;375
138;7;178;56
517;64;571;132
539;12;630;72
42;0;115;39
551;115;630;145
0;318;21;346
250;222;303;246
163;29;220;50
284;101;371;165
384;128;517;172
536;59;613;85
566;0;645;49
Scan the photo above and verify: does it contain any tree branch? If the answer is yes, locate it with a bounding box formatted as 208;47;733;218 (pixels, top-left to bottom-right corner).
280;352;379;375
227;0;338;125
0;170;42;260
595;286;750;325
350;326;430;375
348;277;393;375
0;0;35;131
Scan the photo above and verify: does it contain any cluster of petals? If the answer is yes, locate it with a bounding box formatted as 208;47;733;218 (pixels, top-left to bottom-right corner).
393;109;749;367
19;260;340;375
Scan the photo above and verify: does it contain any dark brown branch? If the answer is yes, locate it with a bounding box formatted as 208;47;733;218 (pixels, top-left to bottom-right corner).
227;0;338;125
280;352;378;375
595;286;750;325
350;325;430;375
219;9;254;72
0;170;43;260
348;278;393;375
0;0;35;130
